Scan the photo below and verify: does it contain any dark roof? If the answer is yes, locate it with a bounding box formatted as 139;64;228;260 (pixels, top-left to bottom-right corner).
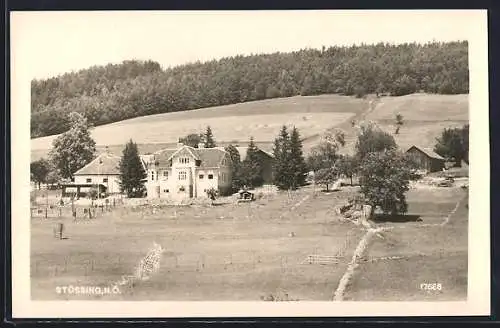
407;145;445;160
153;146;227;169
74;152;121;175
195;148;227;168
234;147;274;161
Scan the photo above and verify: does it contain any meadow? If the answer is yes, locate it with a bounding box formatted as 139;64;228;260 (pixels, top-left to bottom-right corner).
31;184;468;301
345;187;468;301
30;93;468;161
30;95;367;156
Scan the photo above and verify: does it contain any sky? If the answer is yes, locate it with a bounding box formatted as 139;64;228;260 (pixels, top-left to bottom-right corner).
11;10;480;80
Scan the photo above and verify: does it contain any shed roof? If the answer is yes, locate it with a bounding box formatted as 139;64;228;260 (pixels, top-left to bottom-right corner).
407;145;445;161
74;152;121;175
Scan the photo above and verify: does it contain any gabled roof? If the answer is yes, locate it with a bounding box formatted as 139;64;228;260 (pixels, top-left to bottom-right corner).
74;152;121;175
407;145;445;161
152;146;228;169
235;147;274;161
194;148;227;168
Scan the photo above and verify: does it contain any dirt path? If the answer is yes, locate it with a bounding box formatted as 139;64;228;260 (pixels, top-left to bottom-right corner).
332;226;389;301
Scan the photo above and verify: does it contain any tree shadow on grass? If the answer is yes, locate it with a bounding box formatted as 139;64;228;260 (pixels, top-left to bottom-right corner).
372;214;423;223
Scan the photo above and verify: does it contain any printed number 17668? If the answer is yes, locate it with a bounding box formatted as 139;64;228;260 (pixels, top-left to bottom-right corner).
420;283;442;291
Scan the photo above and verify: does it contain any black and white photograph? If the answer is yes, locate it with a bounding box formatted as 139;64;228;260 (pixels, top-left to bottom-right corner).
11;10;489;318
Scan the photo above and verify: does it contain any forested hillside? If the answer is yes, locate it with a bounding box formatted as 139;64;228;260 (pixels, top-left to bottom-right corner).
31;41;468;138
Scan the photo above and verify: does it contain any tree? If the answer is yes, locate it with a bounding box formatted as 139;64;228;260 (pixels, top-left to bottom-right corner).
358;150;417;215
45;167;61;188
306;129;345;173
204;126;217;148
30;158;50;189
395;113;404;134
390;74;417;96
224;144;243;192
288;127;308;189
434;124;469;166
240;137;264;188
336;155;359;185
31;42;469;139
49;112;96;180
314;167;338;192
179;133;203;148
462;124;469;164
206;187;218;205
272;125;291;190
355;122;397;160
119;139;147;198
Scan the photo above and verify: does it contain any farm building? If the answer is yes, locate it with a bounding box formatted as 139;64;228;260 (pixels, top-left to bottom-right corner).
235;146;275;184
406;145;445;173
144;143;274;201
61;152;122;198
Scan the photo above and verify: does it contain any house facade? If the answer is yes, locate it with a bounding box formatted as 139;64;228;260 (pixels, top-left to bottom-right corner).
61;152;122;198
406;145;445;173
144;143;233;201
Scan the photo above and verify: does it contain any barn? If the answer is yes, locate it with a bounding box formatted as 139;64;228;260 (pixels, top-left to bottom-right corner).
406;145;445;173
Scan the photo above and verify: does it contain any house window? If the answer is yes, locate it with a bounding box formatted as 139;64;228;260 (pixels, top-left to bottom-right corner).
163;171;169;178
163;189;169;193
208;174;214;180
151;171;155;181
103;178;108;183
199;174;204;179
179;157;190;164
86;178;92;183
179;171;187;180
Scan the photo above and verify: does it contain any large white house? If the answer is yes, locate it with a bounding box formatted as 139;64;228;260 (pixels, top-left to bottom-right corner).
144;143;233;201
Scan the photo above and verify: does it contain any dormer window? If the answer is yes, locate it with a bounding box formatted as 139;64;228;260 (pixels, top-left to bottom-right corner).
195;160;201;167
179;157;190;164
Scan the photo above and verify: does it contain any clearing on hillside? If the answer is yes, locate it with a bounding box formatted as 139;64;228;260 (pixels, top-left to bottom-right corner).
30;93;468;161
336;93;469;155
30;95;368;151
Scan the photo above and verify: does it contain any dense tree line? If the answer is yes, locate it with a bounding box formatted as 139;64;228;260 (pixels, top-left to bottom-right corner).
31;41;468;138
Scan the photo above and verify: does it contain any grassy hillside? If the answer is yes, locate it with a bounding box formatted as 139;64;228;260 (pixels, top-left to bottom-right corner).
335;93;469;156
31;95;368;160
30;93;468;161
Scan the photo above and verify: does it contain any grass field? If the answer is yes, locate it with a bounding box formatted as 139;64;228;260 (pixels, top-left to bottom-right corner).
30;93;468;161
344;187;468;301
31;94;367;152
31;184;468;301
332;93;469;155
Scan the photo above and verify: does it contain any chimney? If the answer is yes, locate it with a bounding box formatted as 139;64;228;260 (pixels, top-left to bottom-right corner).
198;143;205;149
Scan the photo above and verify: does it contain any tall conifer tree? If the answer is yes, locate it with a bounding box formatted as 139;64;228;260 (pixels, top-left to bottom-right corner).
240;137;264;188
288;126;308;189
119;139;146;197
204;126;217;148
273;125;291;190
